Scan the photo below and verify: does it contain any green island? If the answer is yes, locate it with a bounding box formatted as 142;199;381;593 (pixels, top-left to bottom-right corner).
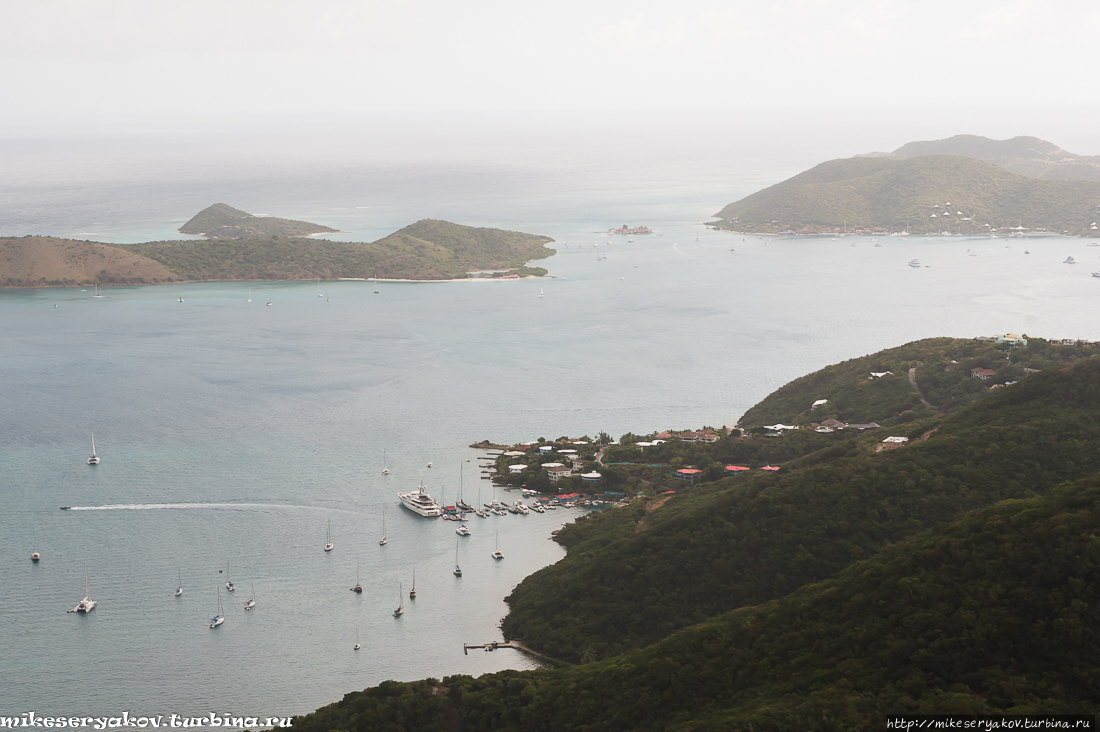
178;203;338;239
0;215;554;288
712;135;1100;236
289;335;1100;730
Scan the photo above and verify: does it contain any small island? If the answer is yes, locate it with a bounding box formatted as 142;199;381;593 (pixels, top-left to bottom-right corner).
179;203;338;239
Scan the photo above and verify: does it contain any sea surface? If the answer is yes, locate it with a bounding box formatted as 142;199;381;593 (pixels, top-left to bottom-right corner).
3;159;1100;720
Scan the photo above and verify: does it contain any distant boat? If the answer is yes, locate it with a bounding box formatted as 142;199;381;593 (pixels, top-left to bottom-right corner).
318;278;324;297
87;432;100;465
175;568;183;597
353;628;360;651
1092;272;1100;278
225;561;235;592
382;449;389;476
32;524;40;562
266;302;273;306
246;288;252;303
908;259;922;268
351;557;363;593
393;583;404;617
324;519;334;552
410;568;417;599
539;287;544;298
92;284;104;298
209;587;224;628
399;483;443;517
453;540;462;577
456;524;470;536
1025;249;1030;254
379;509;387;546
177;296;184;303
427;462;433;468
68;560;96;613
492;531;503;561
244;580;256;610
1065;256;1077;264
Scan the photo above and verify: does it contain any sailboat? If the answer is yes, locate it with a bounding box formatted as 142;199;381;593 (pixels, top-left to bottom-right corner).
324;519;334;552
351;557;363;593
92;284;104;298
175;568;183;596
244;580;256;610
453;540;462;577
87;432;100;465
382;449;389;476
393;583;404;617
539;287;544;298
353;628;360;651
209;587;224;628
31;524;40;562
409;568;417;599
68;560;96;613
492;531;504;561
373;272;380;294
317;278;324;297
225;560;235;592
379;508;387;545
246;288;252;303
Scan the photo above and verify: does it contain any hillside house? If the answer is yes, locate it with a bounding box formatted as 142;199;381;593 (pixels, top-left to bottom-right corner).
508;464;528;474
881;436;909;450
971;368;997;380
547;465;572;483
811;399;828;410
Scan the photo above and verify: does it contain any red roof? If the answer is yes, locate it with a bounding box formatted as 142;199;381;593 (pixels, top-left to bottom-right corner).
761;466;780;471
661;490;676;494
724;465;750;472
676;468;703;474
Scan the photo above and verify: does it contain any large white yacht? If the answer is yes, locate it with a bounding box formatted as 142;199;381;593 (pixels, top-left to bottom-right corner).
398;483;443;517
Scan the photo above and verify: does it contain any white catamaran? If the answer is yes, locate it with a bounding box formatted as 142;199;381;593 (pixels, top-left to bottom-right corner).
87;432;100;465
68;560;97;613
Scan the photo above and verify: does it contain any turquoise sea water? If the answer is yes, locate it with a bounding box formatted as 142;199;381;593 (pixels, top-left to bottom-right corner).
3;169;1100;719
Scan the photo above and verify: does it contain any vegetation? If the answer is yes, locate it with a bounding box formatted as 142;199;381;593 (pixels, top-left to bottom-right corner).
290;475;1100;730
712;155;1100;235
862;134;1100;182
1;219;555;287
178;203;337;238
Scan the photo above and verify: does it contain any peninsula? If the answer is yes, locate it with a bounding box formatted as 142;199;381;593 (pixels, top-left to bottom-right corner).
0;215;555;288
289;335;1100;729
712;136;1100;236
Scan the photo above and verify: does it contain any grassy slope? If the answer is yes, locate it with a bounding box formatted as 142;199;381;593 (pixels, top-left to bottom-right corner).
875;134;1100;182
290;477;1100;731
713;155;1100;234
178;203;337;238
0;236;178;287
501;356;1100;663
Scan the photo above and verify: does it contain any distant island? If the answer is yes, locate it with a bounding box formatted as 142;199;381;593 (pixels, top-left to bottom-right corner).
0;212;555;288
179;203;338;239
712;135;1100;236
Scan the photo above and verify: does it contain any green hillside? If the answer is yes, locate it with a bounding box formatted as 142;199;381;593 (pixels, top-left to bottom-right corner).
178;203;337;239
121;219;553;282
290;476;1100;731
862;134;1100;182
712;155;1100;235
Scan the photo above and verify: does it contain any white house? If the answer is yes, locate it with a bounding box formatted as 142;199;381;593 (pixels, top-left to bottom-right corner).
581;471;602;483
547;465;572;483
508;464;528;474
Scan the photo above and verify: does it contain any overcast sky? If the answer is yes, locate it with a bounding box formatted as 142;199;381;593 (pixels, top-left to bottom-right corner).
2;0;1097;157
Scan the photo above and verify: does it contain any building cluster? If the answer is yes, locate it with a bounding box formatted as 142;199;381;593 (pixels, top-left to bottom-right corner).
608;225;653;235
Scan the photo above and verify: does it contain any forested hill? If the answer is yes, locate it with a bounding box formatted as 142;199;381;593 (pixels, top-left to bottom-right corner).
286;339;1100;729
178;203;337;239
291;477;1100;730
0;220;555;287
711;155;1100;235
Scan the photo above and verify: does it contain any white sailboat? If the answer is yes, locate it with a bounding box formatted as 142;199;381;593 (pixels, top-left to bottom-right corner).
31;524;40;562
539;287;544;298
87;432;100;465
244;580;256;610
453;540;462;577
410;568;417;599
68;560;96;613
209;587;224;628
317;278;324;297
382;449;389;476
324;519;334;552
246;288;252;303
492;531;504;561
92;284;104;298
225;560;235;592
393;583;404;617
175;568;183;596
351;557;363;593
379;508;387;545
353;628;360;651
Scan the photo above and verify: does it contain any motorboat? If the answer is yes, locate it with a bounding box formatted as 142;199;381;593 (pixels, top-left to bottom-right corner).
908;259;922;268
456;524;471;536
398;483;444;517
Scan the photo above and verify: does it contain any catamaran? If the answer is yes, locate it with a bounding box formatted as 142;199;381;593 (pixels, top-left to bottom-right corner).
244;580;256;610
324;519;334;551
492;531;504;561
68;560;97;613
87;432;100;465
209;587;224;628
379;508;387;545
456;524;471;536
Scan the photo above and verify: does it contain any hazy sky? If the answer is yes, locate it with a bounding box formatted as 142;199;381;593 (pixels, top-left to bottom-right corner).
2;0;1097;176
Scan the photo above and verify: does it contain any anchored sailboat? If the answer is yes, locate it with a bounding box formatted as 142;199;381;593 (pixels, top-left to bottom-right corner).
353;628;360;651
31;524;40;562
209;587;224;628
351;557;363;593
492;531;504;561
324;519;334;552
410;568;417;599
382;449;389;476
225;561;235;592
244;580;256;610
175;568;183;596
246;288;252;303
453;540;462;577
68;560;97;613
379;508;387;546
393;583;404;617
87;432;100;465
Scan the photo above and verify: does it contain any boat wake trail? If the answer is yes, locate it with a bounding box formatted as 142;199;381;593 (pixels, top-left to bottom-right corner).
66;502;340;512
